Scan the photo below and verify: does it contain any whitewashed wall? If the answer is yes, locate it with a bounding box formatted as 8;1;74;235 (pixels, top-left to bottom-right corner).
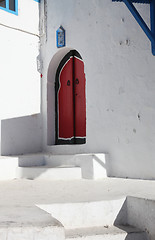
1;114;42;155
40;0;155;179
0;0;41;155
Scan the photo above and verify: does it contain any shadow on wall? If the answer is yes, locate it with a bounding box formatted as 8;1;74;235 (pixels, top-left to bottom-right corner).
114;198;128;226
1;114;42;156
79;153;112;179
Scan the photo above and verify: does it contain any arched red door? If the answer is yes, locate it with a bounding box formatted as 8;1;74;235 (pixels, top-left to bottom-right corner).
55;50;86;144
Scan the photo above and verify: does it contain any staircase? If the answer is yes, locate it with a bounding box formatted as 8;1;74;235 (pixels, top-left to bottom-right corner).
0;153;151;240
65;226;147;240
37;197;148;240
16;153;109;180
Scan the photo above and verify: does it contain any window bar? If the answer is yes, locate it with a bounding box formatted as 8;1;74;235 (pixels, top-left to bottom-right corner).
6;0;9;9
150;0;155;55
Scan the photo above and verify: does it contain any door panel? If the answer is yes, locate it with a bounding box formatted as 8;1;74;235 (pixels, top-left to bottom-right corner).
59;56;74;140
74;54;86;144
55;50;86;145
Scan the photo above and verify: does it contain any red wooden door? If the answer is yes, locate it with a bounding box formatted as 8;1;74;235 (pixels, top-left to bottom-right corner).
55;50;86;144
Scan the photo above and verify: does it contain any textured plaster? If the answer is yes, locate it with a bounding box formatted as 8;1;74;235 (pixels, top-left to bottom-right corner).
40;0;155;179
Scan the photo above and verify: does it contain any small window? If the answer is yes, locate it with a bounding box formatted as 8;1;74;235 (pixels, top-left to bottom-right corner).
9;0;15;11
0;0;18;15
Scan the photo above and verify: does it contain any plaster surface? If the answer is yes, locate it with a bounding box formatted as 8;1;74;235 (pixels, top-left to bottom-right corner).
0;0;41;155
0;178;155;205
40;0;155;179
1;114;42;155
1;0;155;180
0;178;154;238
0;206;64;240
65;226;147;240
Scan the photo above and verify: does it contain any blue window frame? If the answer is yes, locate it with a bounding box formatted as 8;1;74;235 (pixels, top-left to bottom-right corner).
34;0;40;2
0;0;18;15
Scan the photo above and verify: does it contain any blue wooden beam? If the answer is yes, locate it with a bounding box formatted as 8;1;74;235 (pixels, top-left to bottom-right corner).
112;0;150;3
123;0;154;42
112;0;155;55
150;0;155;55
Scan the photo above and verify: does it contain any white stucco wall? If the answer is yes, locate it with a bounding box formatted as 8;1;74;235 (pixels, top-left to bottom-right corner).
0;0;39;35
40;0;155;179
1;114;42;155
0;0;41;154
0;26;40;119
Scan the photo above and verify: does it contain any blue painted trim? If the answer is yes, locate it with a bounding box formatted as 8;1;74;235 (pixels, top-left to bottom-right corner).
6;0;9;9
34;0;40;2
56;26;66;48
150;0;155;55
0;0;18;15
123;0;154;42
112;0;155;55
112;0;150;3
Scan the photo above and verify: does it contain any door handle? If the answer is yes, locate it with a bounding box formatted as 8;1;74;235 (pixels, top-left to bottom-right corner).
75;78;79;84
67;80;70;86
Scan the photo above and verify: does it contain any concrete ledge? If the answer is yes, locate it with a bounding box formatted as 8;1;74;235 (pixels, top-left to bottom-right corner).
65;225;148;240
44;153;109;179
1;114;42;156
37;198;126;229
17;166;82;180
0;153;109;180
0;206;65;240
18;153;45;167
0;178;153;239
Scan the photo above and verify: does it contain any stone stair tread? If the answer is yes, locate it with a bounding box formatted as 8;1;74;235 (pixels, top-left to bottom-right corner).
17;165;81;180
20;165;78;168
0;206;62;228
65;225;145;238
0;206;65;240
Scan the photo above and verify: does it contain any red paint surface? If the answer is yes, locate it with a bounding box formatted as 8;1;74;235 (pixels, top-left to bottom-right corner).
58;57;74;139
58;54;86;141
74;57;86;138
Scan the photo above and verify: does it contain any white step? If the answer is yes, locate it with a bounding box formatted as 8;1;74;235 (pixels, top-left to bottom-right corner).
0;153;108;180
16;153;108;180
18;153;108;179
65;226;148;240
17;166;81;180
37;198;126;229
0;206;65;240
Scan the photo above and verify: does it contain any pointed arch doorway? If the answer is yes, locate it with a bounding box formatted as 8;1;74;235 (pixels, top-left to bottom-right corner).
55;50;86;145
